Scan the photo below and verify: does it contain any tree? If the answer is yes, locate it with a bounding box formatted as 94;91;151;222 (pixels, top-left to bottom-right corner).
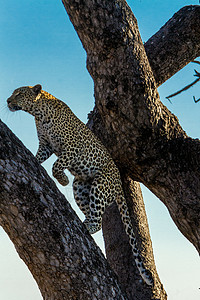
0;1;199;299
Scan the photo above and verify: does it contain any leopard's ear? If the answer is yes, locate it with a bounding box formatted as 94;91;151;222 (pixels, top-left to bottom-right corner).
32;84;42;95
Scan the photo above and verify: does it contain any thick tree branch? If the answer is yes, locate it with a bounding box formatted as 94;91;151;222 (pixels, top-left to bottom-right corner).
0;120;127;299
145;5;200;87
63;0;200;255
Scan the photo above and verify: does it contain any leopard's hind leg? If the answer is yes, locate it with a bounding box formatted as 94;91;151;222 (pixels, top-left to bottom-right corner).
82;170;115;234
73;177;103;232
73;178;91;215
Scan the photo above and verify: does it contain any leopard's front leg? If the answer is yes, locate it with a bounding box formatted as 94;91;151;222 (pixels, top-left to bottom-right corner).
52;153;69;186
35;123;53;164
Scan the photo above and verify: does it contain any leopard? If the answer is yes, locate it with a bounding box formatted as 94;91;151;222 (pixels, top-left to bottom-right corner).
7;84;153;286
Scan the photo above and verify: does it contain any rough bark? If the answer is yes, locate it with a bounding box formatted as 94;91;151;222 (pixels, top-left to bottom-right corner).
145;5;200;87
62;0;200;263
0;120;127;300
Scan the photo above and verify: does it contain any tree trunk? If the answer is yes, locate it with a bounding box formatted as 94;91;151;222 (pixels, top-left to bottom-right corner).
62;0;200;251
62;0;200;298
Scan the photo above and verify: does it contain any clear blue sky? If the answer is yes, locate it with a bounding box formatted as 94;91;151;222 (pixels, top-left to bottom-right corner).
0;1;200;299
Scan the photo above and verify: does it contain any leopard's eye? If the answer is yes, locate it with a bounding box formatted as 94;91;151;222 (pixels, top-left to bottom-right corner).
14;92;21;98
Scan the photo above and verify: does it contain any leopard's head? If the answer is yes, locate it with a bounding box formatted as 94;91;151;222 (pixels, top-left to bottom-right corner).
7;84;42;114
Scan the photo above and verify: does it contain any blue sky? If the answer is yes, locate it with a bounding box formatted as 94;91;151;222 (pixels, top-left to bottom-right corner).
0;0;200;299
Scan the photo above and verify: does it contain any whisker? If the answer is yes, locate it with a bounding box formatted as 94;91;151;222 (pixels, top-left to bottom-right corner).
0;104;22;123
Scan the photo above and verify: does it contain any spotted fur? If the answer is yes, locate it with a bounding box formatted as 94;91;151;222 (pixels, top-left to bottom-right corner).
7;84;153;285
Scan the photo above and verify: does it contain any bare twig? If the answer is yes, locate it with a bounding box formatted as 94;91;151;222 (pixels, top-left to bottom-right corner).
166;66;200;102
194;69;200;77
192;60;200;66
166;77;200;100
193;96;200;103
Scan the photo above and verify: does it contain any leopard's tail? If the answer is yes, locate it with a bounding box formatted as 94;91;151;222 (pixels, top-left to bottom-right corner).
115;193;154;286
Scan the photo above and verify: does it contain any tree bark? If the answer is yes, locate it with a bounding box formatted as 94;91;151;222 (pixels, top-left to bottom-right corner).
0;120;127;300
